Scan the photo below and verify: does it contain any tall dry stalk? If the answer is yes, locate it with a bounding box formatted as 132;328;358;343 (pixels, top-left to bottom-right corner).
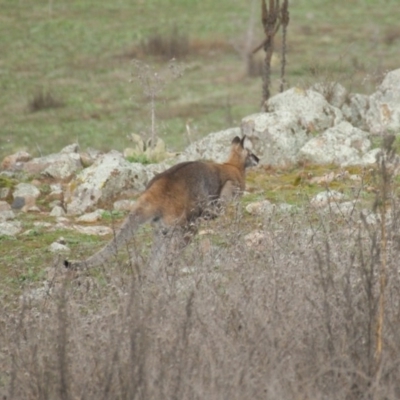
373;135;396;379
131;59;184;149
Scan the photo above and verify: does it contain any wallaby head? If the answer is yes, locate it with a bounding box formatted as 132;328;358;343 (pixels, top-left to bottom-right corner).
227;136;259;170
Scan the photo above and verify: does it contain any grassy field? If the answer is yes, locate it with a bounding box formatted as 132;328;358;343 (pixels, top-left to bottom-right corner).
1;3;400;396
1;0;399;160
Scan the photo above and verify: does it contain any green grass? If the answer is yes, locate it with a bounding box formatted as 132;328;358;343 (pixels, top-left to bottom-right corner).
1;0;399;160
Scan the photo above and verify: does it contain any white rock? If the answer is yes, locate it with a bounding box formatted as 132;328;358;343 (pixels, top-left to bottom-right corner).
66;151;148;215
0;221;22;236
13;183;40;199
77;209;105;222
175;127;242;164
0;210;15;221
366;69;400;134
361;148;381;165
50;206;66;217
49;242;71;253
242;88;344;166
264;87;343;132
23;144;82;179
310;190;344;208
242;111;310;166
298;121;371;166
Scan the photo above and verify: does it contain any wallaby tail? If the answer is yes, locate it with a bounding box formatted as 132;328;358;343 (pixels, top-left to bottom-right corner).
64;202;155;270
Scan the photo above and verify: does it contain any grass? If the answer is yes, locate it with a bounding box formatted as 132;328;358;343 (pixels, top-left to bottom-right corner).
1;0;399;160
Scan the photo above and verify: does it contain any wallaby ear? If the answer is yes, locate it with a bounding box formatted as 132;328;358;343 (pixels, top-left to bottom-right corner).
231;136;241;145
240;135;246;148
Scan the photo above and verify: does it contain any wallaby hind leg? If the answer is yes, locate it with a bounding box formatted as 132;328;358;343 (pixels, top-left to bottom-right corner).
148;224;191;275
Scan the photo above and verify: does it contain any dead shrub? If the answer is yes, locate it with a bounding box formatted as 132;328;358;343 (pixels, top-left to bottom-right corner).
140;26;189;60
28;89;64;112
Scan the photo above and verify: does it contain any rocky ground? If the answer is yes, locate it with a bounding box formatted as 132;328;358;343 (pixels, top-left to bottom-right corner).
1;69;400;277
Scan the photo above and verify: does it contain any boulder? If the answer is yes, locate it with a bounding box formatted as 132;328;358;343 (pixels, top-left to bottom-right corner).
65;151;148;215
366;69;400;134
175;127;242;164
298;121;371;166
242;111;310;166
23;144;82;180
264;87;343;132
242;88;343;166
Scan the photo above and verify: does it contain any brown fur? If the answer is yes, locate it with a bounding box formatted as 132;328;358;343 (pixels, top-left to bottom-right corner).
64;136;259;269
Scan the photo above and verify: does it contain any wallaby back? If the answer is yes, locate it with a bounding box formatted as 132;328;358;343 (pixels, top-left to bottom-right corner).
64;136;259;269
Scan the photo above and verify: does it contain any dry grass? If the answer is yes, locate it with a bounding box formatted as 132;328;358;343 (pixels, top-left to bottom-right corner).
1;173;400;399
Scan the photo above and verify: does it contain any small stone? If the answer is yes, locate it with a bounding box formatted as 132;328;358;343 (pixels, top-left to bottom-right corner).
13;183;41;199
11;197;25;210
1;151;32;170
0;210;15;221
311;190;344;208
0;221;22;236
50;206;66;217
77;209;105;223
49;242;71;254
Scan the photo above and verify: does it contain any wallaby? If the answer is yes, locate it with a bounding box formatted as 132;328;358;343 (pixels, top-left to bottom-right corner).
64;136;259;269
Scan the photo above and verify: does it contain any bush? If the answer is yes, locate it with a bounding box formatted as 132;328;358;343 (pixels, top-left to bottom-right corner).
140;26;190;60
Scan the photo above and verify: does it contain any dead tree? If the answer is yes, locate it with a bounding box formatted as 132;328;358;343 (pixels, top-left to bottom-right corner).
253;0;290;106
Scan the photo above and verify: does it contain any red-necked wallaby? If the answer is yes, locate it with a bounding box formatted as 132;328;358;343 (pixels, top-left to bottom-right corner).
64;136;259;269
